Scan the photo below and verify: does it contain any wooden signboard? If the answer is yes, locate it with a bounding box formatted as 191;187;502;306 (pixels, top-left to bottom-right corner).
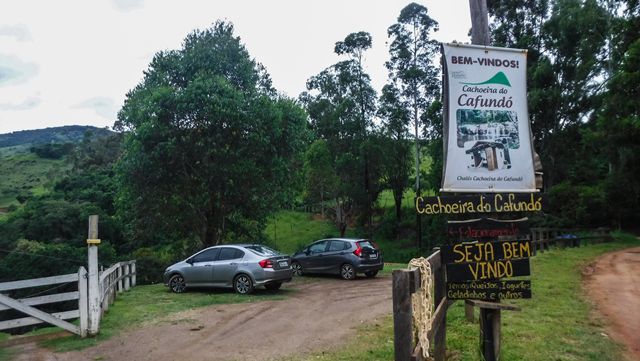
446;258;530;282
416;193;544;215
447;280;531;301
447;218;530;240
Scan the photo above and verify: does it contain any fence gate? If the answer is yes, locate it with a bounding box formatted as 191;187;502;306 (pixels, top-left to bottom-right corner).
0;267;88;337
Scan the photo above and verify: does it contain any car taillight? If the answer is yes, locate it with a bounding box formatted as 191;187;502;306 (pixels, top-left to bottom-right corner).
259;259;273;268
353;243;363;257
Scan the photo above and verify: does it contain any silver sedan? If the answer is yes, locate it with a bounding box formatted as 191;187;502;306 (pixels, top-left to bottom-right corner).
163;244;292;294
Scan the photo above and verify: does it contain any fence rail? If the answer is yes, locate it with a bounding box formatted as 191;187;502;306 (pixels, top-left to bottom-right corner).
531;227;612;253
99;261;136;313
0;268;87;336
0;259;137;338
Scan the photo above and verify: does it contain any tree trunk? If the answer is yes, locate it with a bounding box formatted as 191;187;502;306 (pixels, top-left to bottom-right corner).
394;190;403;222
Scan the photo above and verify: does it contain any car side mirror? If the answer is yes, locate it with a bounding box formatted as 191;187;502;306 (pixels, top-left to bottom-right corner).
186;258;194;264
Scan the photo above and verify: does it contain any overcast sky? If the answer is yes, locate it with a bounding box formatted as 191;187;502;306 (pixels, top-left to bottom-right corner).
0;0;472;134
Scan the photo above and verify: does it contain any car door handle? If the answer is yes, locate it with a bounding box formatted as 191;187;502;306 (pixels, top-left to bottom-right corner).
204;264;212;267
230;263;237;266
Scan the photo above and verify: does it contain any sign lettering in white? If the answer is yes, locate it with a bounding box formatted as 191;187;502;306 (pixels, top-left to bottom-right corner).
441;43;536;193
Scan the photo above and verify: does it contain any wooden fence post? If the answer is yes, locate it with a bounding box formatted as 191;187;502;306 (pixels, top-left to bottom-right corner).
124;263;131;291
131;261;137;287
117;265;123;293
78;267;88;337
433;253;447;361
393;270;413;361
87;215;101;336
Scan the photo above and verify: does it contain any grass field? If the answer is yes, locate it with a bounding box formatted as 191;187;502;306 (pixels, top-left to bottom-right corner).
264;210;421;263
0;151;70;208
295;232;638;361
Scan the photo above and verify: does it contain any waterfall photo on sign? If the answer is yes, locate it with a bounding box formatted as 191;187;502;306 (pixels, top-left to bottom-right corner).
441;43;536;193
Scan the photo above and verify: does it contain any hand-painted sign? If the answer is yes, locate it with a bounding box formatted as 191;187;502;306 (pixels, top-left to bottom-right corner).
447;280;531;300
447;217;530;240
441;43;536;193
416;193;544;215
441;240;532;264
446;257;530;282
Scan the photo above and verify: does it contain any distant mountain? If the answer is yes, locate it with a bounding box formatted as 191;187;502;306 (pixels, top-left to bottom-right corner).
0;125;114;148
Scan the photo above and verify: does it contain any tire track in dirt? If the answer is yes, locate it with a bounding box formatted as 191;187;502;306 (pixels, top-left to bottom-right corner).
11;275;392;361
584;246;640;361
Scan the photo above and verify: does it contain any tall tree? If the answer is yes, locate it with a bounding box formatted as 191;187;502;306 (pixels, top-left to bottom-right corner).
385;3;439;247
301;32;378;237
115;21;307;248
378;83;410;221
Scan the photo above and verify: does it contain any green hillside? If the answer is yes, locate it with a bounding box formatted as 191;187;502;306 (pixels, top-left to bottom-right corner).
0;152;71;208
0;125;112;209
0;125;112;148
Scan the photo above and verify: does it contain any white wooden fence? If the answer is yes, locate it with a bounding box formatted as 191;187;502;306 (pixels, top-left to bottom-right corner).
0;268;88;336
0;260;136;338
99;261;136;314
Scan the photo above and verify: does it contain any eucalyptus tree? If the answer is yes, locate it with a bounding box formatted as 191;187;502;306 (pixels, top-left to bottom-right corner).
301;32;378;237
386;2;440;196
378;83;410;222
115;21;307;248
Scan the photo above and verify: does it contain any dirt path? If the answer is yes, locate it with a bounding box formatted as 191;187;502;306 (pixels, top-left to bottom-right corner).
11;275;392;361
584;246;640;361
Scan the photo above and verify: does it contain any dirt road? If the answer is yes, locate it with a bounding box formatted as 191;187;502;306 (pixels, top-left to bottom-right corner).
13;275;392;361
584;246;640;361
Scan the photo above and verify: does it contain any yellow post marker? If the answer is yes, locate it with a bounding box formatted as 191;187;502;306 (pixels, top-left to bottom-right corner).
86;239;101;245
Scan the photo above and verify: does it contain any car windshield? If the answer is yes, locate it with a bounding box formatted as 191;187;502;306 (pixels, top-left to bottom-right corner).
358;240;376;249
245;245;279;256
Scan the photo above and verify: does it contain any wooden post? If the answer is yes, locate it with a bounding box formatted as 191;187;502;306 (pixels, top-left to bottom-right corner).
393;270;413;361
479;308;501;361
465;300;475;322
117;265;123;293
87;215;101;336
433;256;447;361
78;267;88;337
124;263;131;291
469;300;521;361
131;261;137;287
469;0;490;45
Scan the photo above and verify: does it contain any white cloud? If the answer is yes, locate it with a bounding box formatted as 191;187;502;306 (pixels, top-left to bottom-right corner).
111;0;144;12
0;54;38;86
0;96;41;111
73;97;118;121
0;24;31;42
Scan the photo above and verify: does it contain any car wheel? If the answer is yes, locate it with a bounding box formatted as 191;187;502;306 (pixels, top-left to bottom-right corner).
291;262;303;276
169;274;186;293
340;263;356;280
265;281;282;291
234;274;254;295
365;270;378;278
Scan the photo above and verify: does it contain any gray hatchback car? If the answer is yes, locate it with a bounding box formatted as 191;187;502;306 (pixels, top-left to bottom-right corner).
163;244;292;294
291;238;383;280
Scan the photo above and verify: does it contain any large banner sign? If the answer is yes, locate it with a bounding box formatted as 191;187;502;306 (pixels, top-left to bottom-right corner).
441;43;536;193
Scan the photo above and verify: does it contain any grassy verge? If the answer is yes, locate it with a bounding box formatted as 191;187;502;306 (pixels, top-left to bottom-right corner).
295;232;638;361
264;210;421;263
35;284;290;352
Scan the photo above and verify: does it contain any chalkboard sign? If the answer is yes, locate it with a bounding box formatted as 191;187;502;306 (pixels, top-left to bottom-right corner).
447;217;530;240
446;258;530;282
441;240;532;264
447;280;532;301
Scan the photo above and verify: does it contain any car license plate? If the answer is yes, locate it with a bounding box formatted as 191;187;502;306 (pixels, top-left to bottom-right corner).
370;253;378;260
279;261;288;267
